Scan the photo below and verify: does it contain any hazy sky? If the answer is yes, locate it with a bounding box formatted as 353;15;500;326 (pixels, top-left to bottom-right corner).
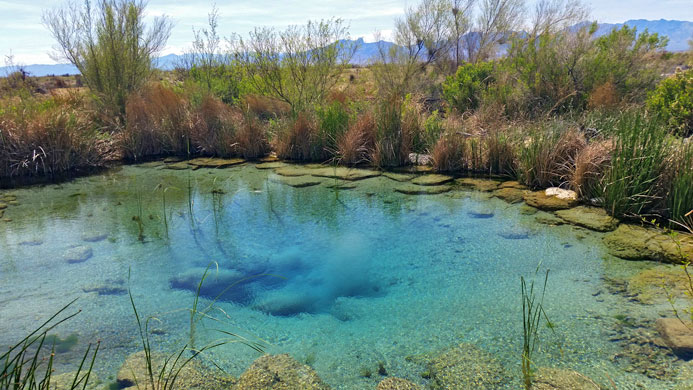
1;0;692;65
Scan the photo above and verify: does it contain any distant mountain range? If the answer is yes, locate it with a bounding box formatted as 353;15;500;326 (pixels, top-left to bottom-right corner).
3;19;691;78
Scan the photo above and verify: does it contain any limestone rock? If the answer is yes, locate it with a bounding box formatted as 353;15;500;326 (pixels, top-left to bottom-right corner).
411;174;454;186
273;176;323;188
555;207;619;232
0;203;6;210
603;225;693;263
409;153;432;165
64;246;93;264
455;178;501;192
523;190;578;211
395;184;452;195
234;354;330;390
656;318;693;360
427;343;507;390
50;372;101;390
493;187;528;204
628;266;691;303
383;172;415;182
275;166;312;177
377;377;422;390
535;214;566;226
164;162;191;170
256;162;287;169
187;157;245;169
310;167;381;181
531;367;600;390
117;351;235;390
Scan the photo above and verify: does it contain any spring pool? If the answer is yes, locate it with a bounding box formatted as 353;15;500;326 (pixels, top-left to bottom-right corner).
0;161;689;389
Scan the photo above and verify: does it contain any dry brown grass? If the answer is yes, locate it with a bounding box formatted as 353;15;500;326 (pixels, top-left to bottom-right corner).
0;94;103;180
242;94;290;120
236;113;270;159
275;112;318;161
569;140;612;198
337;112;375;165
191;95;238;157
520;124;587;188
588;81;619;110
486;130;516;176
122;83;190;160
432;133;467;172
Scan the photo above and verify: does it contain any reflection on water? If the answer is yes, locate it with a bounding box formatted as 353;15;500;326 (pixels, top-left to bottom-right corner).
0;162;689;389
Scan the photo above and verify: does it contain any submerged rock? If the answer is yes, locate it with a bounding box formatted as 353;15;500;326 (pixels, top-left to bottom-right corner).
234;354;330;390
555;206;619;232
82;233;109;242
64;246;93;264
498;181;527;189
273;176;324;188
383;172;415;182
0;203;7;210
524;189;578;211
117;351;235;390
603;225;693;263
427;343;507;390
531;367;600;390
255;162;287;169
275;166;312;177
310;167;381;181
187;157;245;169
455;178;500;192
377;377;422;390
656;318;693;360
534;214;566;226
411;174;454;186
492;187;528;204
169;268;261;305
394;184;451;195
50;372;101;390
164;161;191;170
627;266;690;303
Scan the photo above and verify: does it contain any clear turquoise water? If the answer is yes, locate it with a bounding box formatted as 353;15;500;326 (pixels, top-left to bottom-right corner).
0;162;689;389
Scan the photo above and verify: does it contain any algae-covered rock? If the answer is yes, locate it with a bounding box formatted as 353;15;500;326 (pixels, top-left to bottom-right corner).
395;184;451;195
187;157;245;168
524;189;578;211
82;232;109;242
377;377;422;390
275;166;313;177
324;182;357;190
535;214;566;226
273;176;323;188
603;225;693;263
117;351;235;390
310;167;381;181
492;187;528;204
627;266;690;303
383;172;415;182
0;203;7;210
498;181;527;190
555;206;619;232
531;367;600;390
455;178;500;192
163;156;184;163
50;372;101;390
256;162;287;169
64;246;93;264
656;318;693;360
520;205;538;215
411;174;454;186
427;343;507;390
234;354;330;390
164;161;191;170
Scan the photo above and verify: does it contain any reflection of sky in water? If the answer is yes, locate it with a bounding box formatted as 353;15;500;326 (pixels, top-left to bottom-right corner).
0;163;688;389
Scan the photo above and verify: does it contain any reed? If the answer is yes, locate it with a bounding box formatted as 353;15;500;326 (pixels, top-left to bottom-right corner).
521;269;553;390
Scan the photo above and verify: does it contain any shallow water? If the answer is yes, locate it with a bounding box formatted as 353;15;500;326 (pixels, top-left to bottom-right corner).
0;162;689;389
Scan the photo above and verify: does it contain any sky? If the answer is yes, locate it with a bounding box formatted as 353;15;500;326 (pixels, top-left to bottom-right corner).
1;0;692;65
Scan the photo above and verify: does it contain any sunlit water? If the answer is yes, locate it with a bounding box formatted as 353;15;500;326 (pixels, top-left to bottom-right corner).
0;162;690;389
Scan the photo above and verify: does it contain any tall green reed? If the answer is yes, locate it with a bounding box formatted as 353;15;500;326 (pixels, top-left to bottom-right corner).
667;142;693;227
521;268;554;390
1;299;99;390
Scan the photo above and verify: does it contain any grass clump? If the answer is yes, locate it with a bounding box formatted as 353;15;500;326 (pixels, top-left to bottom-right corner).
521;268;554;390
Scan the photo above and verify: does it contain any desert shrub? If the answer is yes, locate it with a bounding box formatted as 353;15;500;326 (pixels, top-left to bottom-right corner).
517;123;586;188
44;0;172;119
432;132;467;173
189;63;245;105
486;130;516;176
191;94;238;157
122;84;190;160
647;69;693;137
275;112;319;161
0;95;103;180
569;140;612;199
372;95;411;167
666;141;693;225
442;62;495;113
337;111;375;165
587;81;619;110
600;111;669;217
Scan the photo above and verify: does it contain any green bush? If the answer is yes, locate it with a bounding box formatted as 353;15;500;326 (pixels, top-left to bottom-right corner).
647;70;693;137
442;62;495;113
188;63;246;105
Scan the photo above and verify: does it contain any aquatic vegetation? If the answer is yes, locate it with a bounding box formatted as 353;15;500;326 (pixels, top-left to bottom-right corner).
0;300;99;390
521;268;554;390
